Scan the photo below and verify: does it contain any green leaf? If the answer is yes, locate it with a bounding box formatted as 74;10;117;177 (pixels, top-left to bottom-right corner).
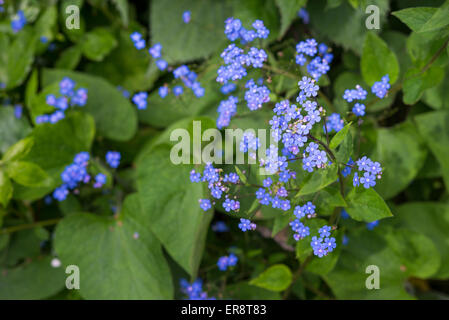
275;0;307;38
5;28;38;89
54;194;173;299
55;45;82;70
85;30;154;92
150;0;231;64
6;161;51;187
2;137;34;163
0;107;32;155
25;69;39;111
415;111;449;190
0;171;13;207
419;1;449;33
361;32;399;86
136;145;212;276
42;69;137;141
296;163;338;196
403;66;445;105
384;228;440;279
235;166;249;186
324;228;413;299
423;72;449;110
0;256;66;299
249;264;293;292
314;186;347;216
14;112;95;201
81;28;118;62
330;122;351;149
392;7;438;32
395;202;449;279
345;188;392;222
308;0;390;55
373;122;427;199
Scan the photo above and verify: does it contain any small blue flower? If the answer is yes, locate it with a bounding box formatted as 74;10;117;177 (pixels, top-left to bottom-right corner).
159;86;169;98
132;92;148;110
173;85;184;96
199;199;212;211
183;10;191;23
106;151;121;169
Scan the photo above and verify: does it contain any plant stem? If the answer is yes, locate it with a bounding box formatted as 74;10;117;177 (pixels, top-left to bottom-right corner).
0;218;62;235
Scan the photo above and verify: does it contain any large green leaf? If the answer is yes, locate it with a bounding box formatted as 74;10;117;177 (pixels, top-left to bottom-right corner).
14;112;95;201
415;111;449;190
361;33;399;86
150;0;231;64
54;194;173;299
394;202;449;279
373;122;427;199
42;69;137;141
4;28;38;89
308;0;389;55
0;108;32;155
6;161;51;188
392;7;438;32
345;188;393;222
0;256;66;299
384;228;441;279
249;264;292;292
402;66;445;105
419;0;449;33
136;145;213;276
324;228;413;299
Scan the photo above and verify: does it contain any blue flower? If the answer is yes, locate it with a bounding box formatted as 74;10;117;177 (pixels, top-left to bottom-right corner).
132;92;148;110
371;74;390;98
173;85;184;96
360;172;376;188
199;199;212;211
11;10;26;33
183;10;191;23
352;103;366;116
94;173;107;188
148;43;162;58
212;221;229;232
159;86;169;98
106;151;121;169
156;59;168;70
238;218;256;232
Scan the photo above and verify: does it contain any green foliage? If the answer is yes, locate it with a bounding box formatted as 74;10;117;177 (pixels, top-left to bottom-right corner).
361;33;399;86
1;0;449;301
249;264;293;292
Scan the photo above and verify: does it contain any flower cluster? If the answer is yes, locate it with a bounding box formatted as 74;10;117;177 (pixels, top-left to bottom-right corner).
217;253;238;271
36;77;87;124
343;75;390;117
224;18;269;43
353;156;383;189
130;33;206;101
130;32;145;49
324;113;344;133
180;279;215;300
295;39;333;80
106;151;121;169
371;74;390;98
289;201;336;258
190;163;240;213
216;95;238;129
238;218;256;232
11;10;26;33
311;226;337;257
217;44;267;84
0;0;4;13
220;83;237;95
52;152;107;201
244;79;270;111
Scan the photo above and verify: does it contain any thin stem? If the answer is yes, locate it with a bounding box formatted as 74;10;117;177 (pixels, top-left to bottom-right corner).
0;218;62;235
